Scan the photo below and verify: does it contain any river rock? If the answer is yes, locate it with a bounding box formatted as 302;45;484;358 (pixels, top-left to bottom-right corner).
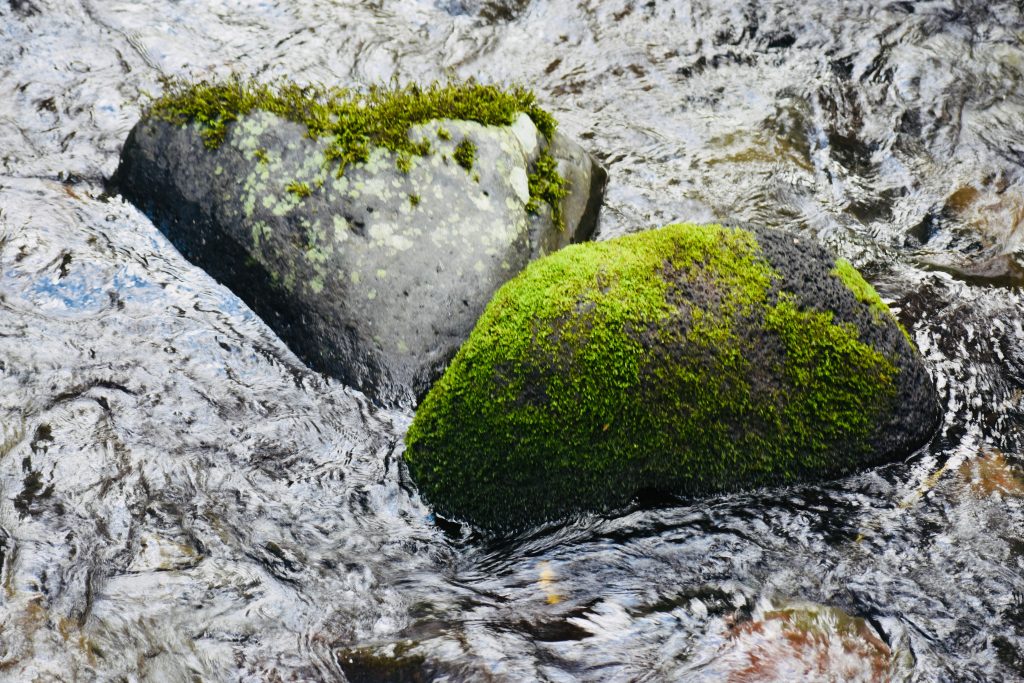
113;81;606;407
716;598;909;680
404;223;941;530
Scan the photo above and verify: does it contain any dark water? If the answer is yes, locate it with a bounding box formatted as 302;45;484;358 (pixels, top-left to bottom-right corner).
2;0;1024;680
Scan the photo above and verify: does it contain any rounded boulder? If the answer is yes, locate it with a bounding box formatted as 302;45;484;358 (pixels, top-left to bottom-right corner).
404;223;941;530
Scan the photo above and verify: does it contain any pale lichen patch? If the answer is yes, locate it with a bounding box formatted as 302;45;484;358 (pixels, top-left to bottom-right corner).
510;112;539;157
471;192;495;213
271;194;302;217
332;215;351;241
251;221;271;247
509;167;530;204
306;245;331;266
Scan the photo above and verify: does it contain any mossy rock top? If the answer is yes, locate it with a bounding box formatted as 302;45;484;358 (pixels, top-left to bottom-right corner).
144;77;568;225
404;223;941;530
115;78;606;406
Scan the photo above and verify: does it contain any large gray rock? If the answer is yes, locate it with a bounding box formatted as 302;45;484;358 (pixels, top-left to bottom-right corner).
114;109;605;406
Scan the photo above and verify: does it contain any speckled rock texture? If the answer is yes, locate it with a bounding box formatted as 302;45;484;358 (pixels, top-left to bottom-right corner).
114;111;606;406
405;223;941;530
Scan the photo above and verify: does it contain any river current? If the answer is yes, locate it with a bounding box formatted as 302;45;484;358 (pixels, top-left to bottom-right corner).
2;1;1024;680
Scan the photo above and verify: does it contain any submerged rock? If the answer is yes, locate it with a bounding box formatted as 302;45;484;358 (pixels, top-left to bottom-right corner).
715;598;911;681
337;646;432;683
114;79;605;406
405;223;941;530
959;448;1024;497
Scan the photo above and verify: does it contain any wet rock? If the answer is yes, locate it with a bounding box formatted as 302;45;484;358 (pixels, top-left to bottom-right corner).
8;0;41;17
960;448;1024;497
114;80;605;407
336;646;433;683
127;532;201;573
405;223;941;530
716;599;909;682
921;253;1024;289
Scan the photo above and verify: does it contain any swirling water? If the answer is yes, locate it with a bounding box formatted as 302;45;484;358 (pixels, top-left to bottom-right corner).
1;0;1024;680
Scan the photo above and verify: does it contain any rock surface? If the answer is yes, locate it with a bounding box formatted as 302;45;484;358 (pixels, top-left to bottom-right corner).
404;223;941;530
714;598;909;680
114;90;605;407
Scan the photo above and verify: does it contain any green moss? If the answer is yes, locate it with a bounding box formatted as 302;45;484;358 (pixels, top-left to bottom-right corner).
763;296;897;459
453;138;476;171
832;258;886;319
525;150;569;230
253;147;269;164
147;76;566;218
285;181;312;198
396;153;414;174
405;223;902;530
831;258;914;346
436;126;452;141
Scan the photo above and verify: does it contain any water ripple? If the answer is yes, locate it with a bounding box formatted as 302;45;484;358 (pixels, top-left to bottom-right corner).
3;0;1024;679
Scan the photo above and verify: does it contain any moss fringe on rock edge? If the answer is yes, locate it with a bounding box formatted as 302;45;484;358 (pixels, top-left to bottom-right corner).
146;76;566;225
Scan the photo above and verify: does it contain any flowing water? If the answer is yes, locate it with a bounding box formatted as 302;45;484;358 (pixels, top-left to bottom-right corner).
2;0;1024;680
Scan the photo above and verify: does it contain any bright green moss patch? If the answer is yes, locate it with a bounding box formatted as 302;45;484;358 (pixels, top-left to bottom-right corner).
831;258;914;346
405;223;904;530
453;138;476;171
832;258;888;319
763;296;897;457
147;76;564;215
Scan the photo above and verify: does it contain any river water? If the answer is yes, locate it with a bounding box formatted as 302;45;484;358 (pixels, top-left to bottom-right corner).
2;0;1024;680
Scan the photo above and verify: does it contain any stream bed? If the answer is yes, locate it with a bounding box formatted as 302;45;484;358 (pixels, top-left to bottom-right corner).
2;0;1024;680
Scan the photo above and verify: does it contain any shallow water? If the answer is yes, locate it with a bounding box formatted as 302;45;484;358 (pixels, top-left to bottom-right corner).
2;0;1024;680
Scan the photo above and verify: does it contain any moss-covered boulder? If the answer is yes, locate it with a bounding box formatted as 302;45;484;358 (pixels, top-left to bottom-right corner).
404;223;940;530
113;79;605;406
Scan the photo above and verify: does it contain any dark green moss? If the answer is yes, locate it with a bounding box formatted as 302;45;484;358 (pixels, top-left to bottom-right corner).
147;76;565;216
253;147;269;164
405;223;901;530
150;76;556;151
396;153;414;174
453;138;476;171
409;194;421;207
285;181;312;198
436;126;452;141
525;150;569;230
